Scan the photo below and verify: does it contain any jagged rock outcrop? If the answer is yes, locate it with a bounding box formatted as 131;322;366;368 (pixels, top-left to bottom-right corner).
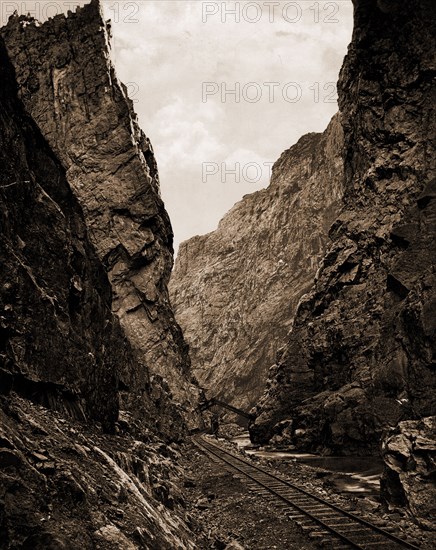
170;116;344;413
251;0;436;455
0;396;199;549
1;0;200;426
0;36;199;548
381;416;436;530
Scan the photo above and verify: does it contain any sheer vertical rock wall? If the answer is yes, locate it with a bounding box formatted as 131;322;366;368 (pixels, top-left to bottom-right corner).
251;0;436;455
1;0;200;427
0;37;120;430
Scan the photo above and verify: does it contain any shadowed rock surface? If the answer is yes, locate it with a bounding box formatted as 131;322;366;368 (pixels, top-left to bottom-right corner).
381;416;436;530
251;0;436;458
170;115;344;414
1;0;200;427
0;33;199;548
0;396;198;550
0;36;120;431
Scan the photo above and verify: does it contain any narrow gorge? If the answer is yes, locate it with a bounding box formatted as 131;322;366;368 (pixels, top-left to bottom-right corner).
0;0;434;546
170;115;344;414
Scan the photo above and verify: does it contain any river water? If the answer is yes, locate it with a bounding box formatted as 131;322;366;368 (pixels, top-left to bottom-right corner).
231;433;383;498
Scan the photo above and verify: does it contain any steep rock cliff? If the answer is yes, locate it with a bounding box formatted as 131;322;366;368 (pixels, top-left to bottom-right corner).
0;37;121;430
1;0;199;425
251;0;436;455
0;37;199;548
170;116;344;413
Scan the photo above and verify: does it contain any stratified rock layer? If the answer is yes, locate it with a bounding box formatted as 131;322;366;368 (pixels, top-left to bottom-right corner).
251;0;436;455
1;0;199;425
170;116;344;413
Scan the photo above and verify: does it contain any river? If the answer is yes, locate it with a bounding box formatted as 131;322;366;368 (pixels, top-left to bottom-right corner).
231;433;383;498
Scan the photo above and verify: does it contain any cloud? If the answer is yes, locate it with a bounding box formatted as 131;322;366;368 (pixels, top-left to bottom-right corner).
26;1;353;253
150;97;226;170
105;1;353;252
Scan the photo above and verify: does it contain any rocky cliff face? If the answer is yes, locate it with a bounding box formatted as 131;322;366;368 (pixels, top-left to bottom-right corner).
0;37;120;431
381;416;436;530
0;36;199;548
251;0;436;455
170;116;344;414
1;0;200;426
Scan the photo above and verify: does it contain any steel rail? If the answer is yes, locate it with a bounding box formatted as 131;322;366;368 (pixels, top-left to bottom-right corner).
193;436;419;550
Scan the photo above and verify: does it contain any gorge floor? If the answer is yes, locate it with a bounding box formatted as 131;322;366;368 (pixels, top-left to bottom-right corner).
182;435;436;550
182;441;314;549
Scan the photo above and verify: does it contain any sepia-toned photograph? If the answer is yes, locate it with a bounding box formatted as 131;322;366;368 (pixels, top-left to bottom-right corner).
0;1;434;548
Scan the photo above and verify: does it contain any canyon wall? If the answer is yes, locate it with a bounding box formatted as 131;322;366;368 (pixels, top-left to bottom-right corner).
1;0;200;426
170;116;344;414
0;36;120;431
0;35;199;548
251;0;436;455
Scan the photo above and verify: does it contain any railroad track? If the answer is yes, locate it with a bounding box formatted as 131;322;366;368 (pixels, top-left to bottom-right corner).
193;435;419;550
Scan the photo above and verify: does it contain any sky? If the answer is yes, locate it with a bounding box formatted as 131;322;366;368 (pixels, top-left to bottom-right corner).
2;1;354;252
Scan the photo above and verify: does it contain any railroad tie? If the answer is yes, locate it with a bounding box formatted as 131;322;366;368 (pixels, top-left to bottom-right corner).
193;436;420;550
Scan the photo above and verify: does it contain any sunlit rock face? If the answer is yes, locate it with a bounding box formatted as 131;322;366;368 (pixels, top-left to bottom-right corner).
1;0;201;427
170;115;344;415
251;0;436;455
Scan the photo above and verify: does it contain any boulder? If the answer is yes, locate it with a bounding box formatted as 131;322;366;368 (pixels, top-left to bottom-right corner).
381;417;436;530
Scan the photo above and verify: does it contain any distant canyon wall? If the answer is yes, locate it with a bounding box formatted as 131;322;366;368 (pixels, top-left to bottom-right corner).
170;115;344;414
